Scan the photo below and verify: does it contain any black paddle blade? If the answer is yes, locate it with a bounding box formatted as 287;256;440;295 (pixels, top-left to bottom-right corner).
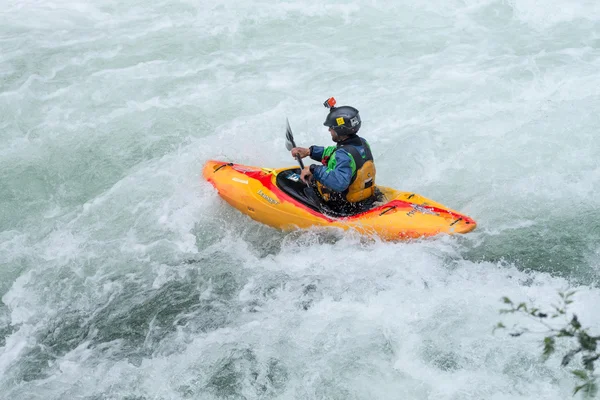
284;118;305;171
285;118;296;150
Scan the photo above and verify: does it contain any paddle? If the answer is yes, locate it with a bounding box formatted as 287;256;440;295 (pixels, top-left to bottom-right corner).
285;118;314;187
285;118;305;169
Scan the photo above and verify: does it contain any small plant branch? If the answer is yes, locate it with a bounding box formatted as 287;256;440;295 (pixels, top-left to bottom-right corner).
496;291;599;398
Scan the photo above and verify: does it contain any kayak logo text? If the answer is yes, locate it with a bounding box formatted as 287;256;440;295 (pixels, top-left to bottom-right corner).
407;203;439;217
257;190;279;205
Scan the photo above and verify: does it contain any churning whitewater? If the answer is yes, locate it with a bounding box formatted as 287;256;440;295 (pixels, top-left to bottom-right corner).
1;0;600;399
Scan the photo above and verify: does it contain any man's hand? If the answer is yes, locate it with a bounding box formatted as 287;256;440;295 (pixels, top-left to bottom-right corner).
300;166;313;184
291;147;310;159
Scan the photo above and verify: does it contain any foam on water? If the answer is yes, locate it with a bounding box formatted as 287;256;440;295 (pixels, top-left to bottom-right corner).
1;0;600;398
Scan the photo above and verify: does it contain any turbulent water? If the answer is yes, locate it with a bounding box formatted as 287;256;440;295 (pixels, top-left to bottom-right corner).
1;0;600;399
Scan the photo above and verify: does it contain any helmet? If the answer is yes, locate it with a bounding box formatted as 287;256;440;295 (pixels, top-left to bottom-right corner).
323;106;361;135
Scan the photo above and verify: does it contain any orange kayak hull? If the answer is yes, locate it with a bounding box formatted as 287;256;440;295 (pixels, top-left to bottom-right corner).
203;160;476;241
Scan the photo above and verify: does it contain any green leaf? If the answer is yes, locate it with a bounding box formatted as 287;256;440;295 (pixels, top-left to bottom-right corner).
578;332;597;352
516;302;528;311
501;297;513;305
571;315;582;330
552;305;565;315
558;329;575;338
583;355;599;371
572;370;588;380
543;337;555;360
493;322;506;334
562;349;581;367
573;382;598;398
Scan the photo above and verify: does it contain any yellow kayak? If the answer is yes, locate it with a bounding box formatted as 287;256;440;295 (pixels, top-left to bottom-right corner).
203;160;476;241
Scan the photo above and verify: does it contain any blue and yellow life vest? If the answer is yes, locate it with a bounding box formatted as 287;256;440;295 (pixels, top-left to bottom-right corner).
317;135;376;204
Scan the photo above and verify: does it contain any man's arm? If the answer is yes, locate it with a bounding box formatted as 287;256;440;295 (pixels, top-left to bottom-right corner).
311;150;353;192
309;145;324;162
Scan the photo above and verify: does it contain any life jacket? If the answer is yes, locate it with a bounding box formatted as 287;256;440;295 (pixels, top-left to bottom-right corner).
317;135;376;204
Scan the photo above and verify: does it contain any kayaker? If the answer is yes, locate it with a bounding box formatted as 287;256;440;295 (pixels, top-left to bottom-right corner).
290;97;376;214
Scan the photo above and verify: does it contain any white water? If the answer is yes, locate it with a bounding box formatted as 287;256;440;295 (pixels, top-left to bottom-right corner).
1;0;600;398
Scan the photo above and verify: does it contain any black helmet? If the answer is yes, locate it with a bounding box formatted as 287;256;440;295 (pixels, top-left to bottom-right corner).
323;105;361;135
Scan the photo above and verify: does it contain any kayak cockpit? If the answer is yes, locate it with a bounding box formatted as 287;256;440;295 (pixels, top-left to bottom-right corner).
275;168;383;218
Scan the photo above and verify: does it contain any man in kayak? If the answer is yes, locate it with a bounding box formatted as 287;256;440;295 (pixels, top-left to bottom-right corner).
290;97;376;214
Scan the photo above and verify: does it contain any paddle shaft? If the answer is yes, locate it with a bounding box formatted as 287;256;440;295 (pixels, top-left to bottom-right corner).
292;146;305;170
285;119;310;186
